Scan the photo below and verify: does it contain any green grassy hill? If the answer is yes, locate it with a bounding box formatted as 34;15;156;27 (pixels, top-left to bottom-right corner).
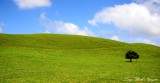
0;34;160;83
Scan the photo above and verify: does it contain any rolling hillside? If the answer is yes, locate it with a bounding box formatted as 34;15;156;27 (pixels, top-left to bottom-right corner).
0;34;160;83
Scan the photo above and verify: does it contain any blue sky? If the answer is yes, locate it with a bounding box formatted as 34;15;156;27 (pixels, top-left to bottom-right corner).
0;0;160;46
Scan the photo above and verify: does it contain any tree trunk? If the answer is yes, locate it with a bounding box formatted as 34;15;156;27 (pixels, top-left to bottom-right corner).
130;59;132;62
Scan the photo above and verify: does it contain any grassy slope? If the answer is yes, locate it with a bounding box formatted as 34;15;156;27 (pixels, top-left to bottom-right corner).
0;34;160;83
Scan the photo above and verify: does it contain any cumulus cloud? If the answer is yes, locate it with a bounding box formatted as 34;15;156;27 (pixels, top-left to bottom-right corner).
135;0;160;14
40;13;95;36
111;35;121;41
43;30;50;33
88;3;160;39
0;22;4;33
130;37;157;45
14;0;51;9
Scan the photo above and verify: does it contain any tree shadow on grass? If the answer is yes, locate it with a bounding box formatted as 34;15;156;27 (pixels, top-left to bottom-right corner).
124;60;139;62
124;61;132;62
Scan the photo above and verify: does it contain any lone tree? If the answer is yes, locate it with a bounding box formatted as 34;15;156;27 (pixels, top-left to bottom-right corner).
125;50;139;62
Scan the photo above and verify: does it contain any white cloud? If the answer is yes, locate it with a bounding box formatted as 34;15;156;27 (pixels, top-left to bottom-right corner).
135;0;160;14
40;13;95;36
130;37;157;46
14;0;51;9
88;3;160;39
43;30;50;33
0;22;4;33
111;35;121;41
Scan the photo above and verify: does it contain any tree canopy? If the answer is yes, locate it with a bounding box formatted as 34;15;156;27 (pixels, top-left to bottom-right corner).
125;50;139;62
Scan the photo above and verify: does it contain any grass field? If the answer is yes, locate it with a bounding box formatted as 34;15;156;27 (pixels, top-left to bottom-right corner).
0;34;160;83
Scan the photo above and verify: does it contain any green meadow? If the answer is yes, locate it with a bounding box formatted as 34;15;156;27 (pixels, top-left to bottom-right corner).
0;34;160;83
